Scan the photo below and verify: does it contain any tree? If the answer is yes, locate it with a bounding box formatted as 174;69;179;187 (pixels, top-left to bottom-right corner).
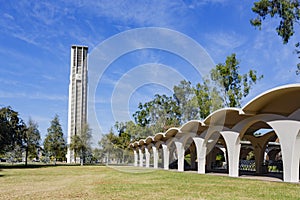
6;144;23;163
96;122;137;165
195;79;222;119
173;80;199;122
210;53;263;107
112;122;132;163
69;123;92;165
0;106;24;156
92;148;105;163
114;120;152;142
250;0;300;74
114;121;132;149
22;119;41;166
133;94;181;133
43;115;67;164
98;130;119;164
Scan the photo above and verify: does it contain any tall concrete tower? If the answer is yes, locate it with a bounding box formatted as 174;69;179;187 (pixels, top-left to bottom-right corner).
67;45;88;163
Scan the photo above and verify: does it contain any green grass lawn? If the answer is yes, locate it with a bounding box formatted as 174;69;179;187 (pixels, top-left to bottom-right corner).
0;165;299;200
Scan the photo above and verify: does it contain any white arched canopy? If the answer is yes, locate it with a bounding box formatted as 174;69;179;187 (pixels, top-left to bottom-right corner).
129;84;300;183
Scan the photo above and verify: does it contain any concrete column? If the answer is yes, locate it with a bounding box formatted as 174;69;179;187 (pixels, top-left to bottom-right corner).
268;120;300;182
220;131;241;177
253;145;264;174
244;134;272;174
162;144;169;170
193;137;206;174
139;149;144;167
145;148;150;168
152;146;159;169
175;141;185;172
133;149;138;167
190;143;196;170
206;150;214;171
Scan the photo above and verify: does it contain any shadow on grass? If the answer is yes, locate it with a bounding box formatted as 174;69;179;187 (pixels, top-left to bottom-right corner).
207;169;284;181
0;163;104;169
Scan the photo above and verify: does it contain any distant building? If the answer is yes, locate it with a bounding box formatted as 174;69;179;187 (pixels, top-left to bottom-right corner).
66;45;88;163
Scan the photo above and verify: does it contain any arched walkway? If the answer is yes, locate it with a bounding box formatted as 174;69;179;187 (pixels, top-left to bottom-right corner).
129;84;300;183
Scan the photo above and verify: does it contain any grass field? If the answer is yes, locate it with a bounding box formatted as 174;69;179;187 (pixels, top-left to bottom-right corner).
0;165;300;200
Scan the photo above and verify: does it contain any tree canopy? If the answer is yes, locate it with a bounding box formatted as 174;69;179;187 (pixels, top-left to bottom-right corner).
133;94;181;133
0;107;25;156
23;118;41;165
211;53;263;107
195;79;222;119
0;107;42;164
173;80;199;122
43;115;67;163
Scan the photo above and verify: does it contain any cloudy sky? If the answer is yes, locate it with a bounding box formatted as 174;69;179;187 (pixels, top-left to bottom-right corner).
1;0;299;144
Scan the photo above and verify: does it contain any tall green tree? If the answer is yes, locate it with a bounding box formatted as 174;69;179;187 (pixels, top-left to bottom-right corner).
195;79;223;119
69;123;92;165
115;120;152;141
43;115;67;164
250;0;300;74
173;80;199;122
114;121;132;149
113;122;133;163
98;130;120;164
210;53;263;107
92;148;105;163
133;94;181;133
0;106;24;156
98;123;133;164
23;119;41;166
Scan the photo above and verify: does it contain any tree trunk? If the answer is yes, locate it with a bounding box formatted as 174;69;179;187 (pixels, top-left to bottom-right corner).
25;147;28;166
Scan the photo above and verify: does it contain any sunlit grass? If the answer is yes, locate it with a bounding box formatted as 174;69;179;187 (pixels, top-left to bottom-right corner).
0;165;299;199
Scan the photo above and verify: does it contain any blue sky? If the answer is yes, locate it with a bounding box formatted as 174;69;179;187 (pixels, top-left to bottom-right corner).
0;0;299;145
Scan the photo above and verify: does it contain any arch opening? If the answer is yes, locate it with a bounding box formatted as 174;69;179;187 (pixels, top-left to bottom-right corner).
239;121;283;180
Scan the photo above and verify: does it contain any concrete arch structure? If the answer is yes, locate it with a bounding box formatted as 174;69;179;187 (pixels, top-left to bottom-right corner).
129;84;300;183
243;131;276;174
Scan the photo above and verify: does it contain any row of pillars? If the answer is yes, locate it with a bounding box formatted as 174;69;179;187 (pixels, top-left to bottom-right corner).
133;120;300;183
133;145;164;169
133;133;240;175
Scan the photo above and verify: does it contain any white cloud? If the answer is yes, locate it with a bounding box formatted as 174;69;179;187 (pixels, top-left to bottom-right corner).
109;63;185;122
246;19;300;84
206;31;246;49
0;91;67;101
42;75;56;81
183;0;228;9
204;31;246;62
0;1;84;57
75;0;186;27
0;78;19;86
3;13;14;20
